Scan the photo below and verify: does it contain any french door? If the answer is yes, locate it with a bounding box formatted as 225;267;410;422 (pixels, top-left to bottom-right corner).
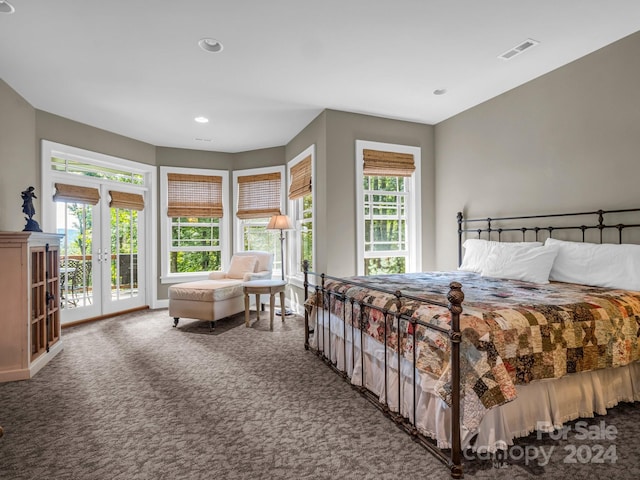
57;183;145;324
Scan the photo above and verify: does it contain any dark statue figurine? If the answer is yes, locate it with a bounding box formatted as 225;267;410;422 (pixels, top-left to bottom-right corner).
21;186;42;232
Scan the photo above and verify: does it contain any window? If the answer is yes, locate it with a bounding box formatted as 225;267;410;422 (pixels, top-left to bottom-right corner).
355;141;421;275
160;167;230;281
288;145;315;280
170;217;222;274
51;156;145;184
233;166;285;276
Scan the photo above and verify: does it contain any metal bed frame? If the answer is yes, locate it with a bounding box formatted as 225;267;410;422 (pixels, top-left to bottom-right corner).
303;207;640;478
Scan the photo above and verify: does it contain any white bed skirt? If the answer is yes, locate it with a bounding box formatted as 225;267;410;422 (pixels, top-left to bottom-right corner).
309;309;640;452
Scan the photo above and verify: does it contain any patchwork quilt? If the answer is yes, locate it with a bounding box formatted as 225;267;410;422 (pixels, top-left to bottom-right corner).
308;272;640;430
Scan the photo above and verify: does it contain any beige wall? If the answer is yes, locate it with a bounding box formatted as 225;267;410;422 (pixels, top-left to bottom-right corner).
0;79;37;231
36;111;156;167
156;147;233;169
0;90;156;232
0;91;158;233
1;79;436;305
154;146;285;298
233;146;285;171
434;31;640;270
12;25;636;304
285;111;327;274
285;110;435;278
324;110;435;276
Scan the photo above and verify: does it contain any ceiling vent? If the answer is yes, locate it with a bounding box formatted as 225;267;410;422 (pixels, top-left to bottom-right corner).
498;38;539;61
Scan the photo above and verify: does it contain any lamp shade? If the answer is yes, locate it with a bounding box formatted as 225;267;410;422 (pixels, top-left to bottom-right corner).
266;214;293;230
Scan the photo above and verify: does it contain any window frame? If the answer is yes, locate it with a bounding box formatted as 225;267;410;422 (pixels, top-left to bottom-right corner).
232;165;285;277
160;166;230;283
287;145;316;285
355;140;421;276
41;140;156;306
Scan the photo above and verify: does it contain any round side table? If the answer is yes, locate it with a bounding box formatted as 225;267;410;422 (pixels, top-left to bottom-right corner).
243;279;286;330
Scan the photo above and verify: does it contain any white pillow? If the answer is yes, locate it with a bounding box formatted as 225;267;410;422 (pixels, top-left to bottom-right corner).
227;255;258;279
481;245;559;284
545;238;640;291
459;239;543;273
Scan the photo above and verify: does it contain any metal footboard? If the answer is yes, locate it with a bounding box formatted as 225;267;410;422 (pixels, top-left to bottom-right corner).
302;261;464;479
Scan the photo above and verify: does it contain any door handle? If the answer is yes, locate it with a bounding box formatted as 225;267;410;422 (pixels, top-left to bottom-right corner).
96;248;109;263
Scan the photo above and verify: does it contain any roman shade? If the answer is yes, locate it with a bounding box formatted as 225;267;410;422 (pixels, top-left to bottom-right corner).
109;191;145;211
167;173;223;218
288;155;312;200
362;149;415;177
236;172;281;219
53;183;100;205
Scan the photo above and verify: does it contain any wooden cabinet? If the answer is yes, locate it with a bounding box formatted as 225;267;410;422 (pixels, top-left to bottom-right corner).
0;232;64;382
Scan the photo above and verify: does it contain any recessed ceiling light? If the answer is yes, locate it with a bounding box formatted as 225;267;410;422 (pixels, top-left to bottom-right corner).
198;38;224;53
0;1;15;14
194;116;209;124
433;89;447;96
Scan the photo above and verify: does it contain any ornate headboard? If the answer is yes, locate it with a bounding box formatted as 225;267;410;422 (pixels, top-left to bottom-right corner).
457;208;640;267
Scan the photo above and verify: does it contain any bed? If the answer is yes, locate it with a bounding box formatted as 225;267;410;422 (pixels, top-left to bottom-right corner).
302;208;640;479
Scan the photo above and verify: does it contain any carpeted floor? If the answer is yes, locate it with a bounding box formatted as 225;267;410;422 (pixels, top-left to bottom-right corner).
0;308;638;479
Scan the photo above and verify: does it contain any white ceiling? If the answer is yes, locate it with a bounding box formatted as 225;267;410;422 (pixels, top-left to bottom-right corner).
1;1;639;153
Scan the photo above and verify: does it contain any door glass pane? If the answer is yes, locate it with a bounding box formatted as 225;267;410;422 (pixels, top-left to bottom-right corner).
57;202;94;309
110;207;139;301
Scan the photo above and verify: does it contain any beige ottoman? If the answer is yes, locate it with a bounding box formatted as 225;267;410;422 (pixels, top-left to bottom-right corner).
169;278;245;330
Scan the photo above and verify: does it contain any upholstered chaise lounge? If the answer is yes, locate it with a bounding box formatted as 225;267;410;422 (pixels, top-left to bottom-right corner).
169;251;273;330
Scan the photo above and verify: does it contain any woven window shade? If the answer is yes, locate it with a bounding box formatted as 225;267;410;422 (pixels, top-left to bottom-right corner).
167;173;223;218
236;172;282;219
363;149;415;177
109;190;145;211
288;155;312;200
53;183;100;205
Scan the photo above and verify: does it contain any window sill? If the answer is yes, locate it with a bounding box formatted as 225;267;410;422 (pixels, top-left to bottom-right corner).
287;275;308;290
